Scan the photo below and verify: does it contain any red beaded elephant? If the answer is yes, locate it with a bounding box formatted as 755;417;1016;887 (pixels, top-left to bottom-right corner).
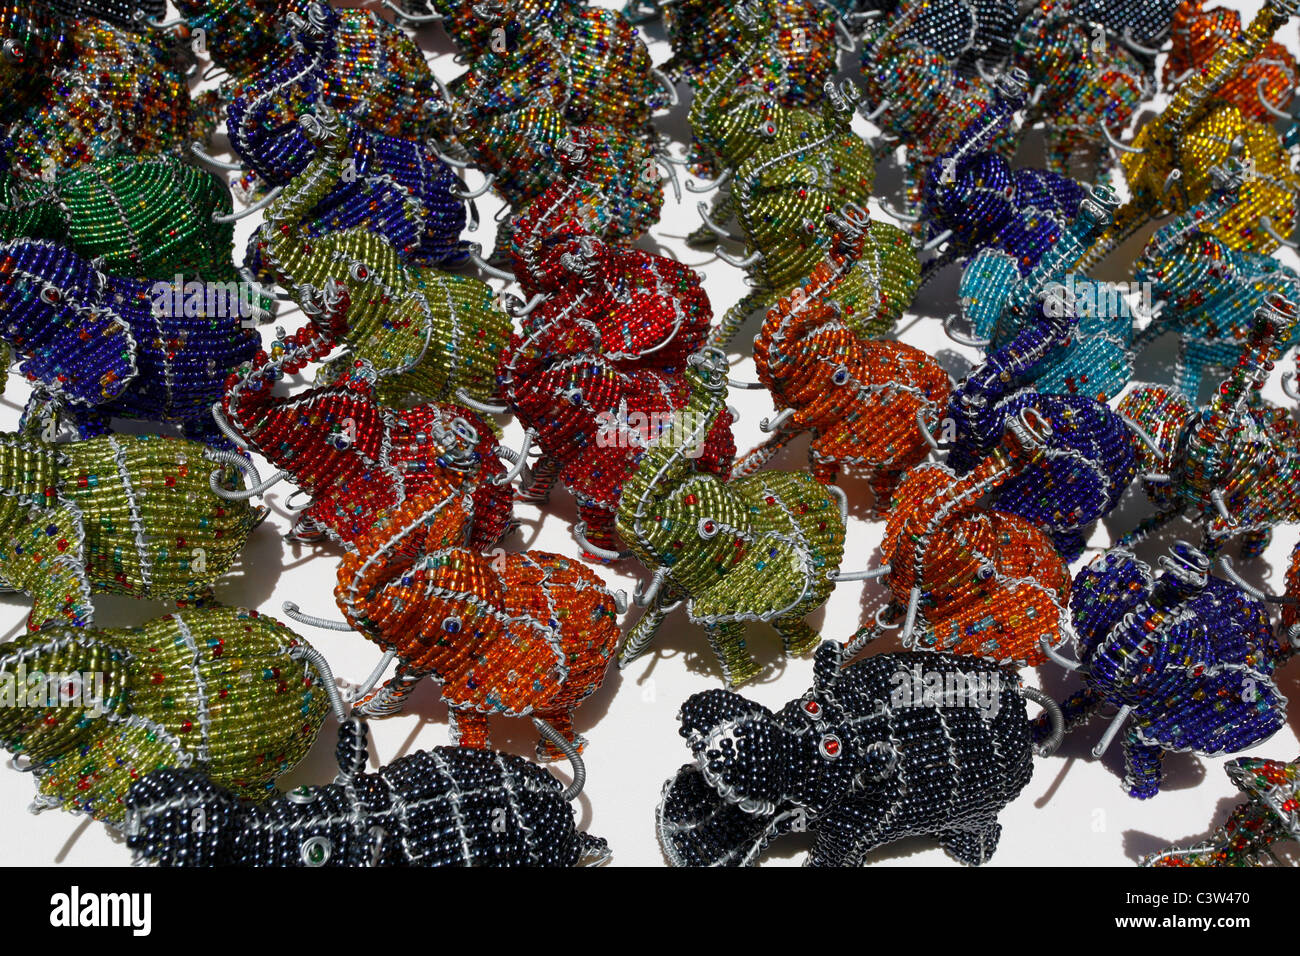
218;281;515;550
500;178;736;558
331;491;624;759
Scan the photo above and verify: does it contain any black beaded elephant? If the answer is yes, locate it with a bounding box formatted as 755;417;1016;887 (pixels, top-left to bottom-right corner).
124;717;608;868
657;643;1061;866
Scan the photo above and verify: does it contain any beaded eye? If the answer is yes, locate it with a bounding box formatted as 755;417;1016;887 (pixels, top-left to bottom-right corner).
300;836;331;866
2;40;23;63
697;517;719;539
801;698;822;719
758;119;778;137
831;365;850;386
349;262;371;282
39;287;61;305
442;616;463;634
819;734;842;759
566;388;583;405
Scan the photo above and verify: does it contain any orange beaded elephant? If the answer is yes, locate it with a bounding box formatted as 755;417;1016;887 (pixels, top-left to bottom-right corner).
743;216;947;511
331;491;624;759
850;413;1070;668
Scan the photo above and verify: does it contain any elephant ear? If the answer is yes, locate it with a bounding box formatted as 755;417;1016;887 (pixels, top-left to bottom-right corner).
686;529;823;623
1134;663;1287;757
1070;549;1152;660
959;249;1018;340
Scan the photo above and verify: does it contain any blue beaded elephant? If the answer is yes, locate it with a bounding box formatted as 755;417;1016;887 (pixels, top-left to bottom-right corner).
1045;542;1290;799
0;238;259;442
958;185;1136;403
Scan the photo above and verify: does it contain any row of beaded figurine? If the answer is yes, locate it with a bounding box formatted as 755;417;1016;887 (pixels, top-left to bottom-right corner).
0;0;1294;867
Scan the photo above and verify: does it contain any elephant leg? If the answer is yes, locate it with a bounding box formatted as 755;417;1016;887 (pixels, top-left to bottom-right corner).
518;455;561;504
575;502;621;559
868;471;900;518
809;456;839;486
1240;528;1271;560
706;622;760;687
1050;527;1088;564
940;821;1002;866
534;707;587;762
451;709;492;750
1122;730;1164;799
773;617;820;658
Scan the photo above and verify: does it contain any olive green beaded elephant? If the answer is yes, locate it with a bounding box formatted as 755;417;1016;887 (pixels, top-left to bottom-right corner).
0;431;258;629
615;350;847;686
254;107;512;410
0;605;332;825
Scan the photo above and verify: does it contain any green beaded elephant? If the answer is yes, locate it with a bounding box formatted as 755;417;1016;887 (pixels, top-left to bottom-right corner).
0;605;331;825
254;107;511;410
0;431;258;629
615;350;846;686
0;154;242;284
685;24;915;347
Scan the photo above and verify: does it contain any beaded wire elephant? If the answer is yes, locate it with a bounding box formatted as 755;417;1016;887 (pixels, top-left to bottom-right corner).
859;0;1020;216
125;714;609;867
317;490;624;759
917;68;1085;277
743;208;947;504
942;290;1139;560
956;184;1135;403
1117;295;1300;557
853;411;1071;668
0;17;205;181
1162;0;1298;125
253;108;510;411
689;77;898;348
220;3;469;268
1044;542;1290;799
501;181;736;559
1075;0;1299;273
158;0;293;78
0;237;260;442
1009;1;1152;177
216;280;515;551
1143;755;1299;866
0;431;258;629
659;0;839;101
658;642;1062;866
1131;161;1300;402
0;153;245;284
0;604;330;825
424;2;667;263
616;350;847;686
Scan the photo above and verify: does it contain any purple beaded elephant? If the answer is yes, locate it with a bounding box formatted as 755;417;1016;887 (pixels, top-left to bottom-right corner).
1043;542;1291;799
0;238;259;442
942;289;1138;560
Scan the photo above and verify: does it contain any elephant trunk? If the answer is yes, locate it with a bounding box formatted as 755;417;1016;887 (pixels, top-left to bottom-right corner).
1162;0;1296;138
616;357;730;562
1215;294;1297;415
224;282;351;451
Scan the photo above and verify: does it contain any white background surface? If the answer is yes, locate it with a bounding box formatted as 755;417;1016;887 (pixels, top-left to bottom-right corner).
1;0;1298;867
